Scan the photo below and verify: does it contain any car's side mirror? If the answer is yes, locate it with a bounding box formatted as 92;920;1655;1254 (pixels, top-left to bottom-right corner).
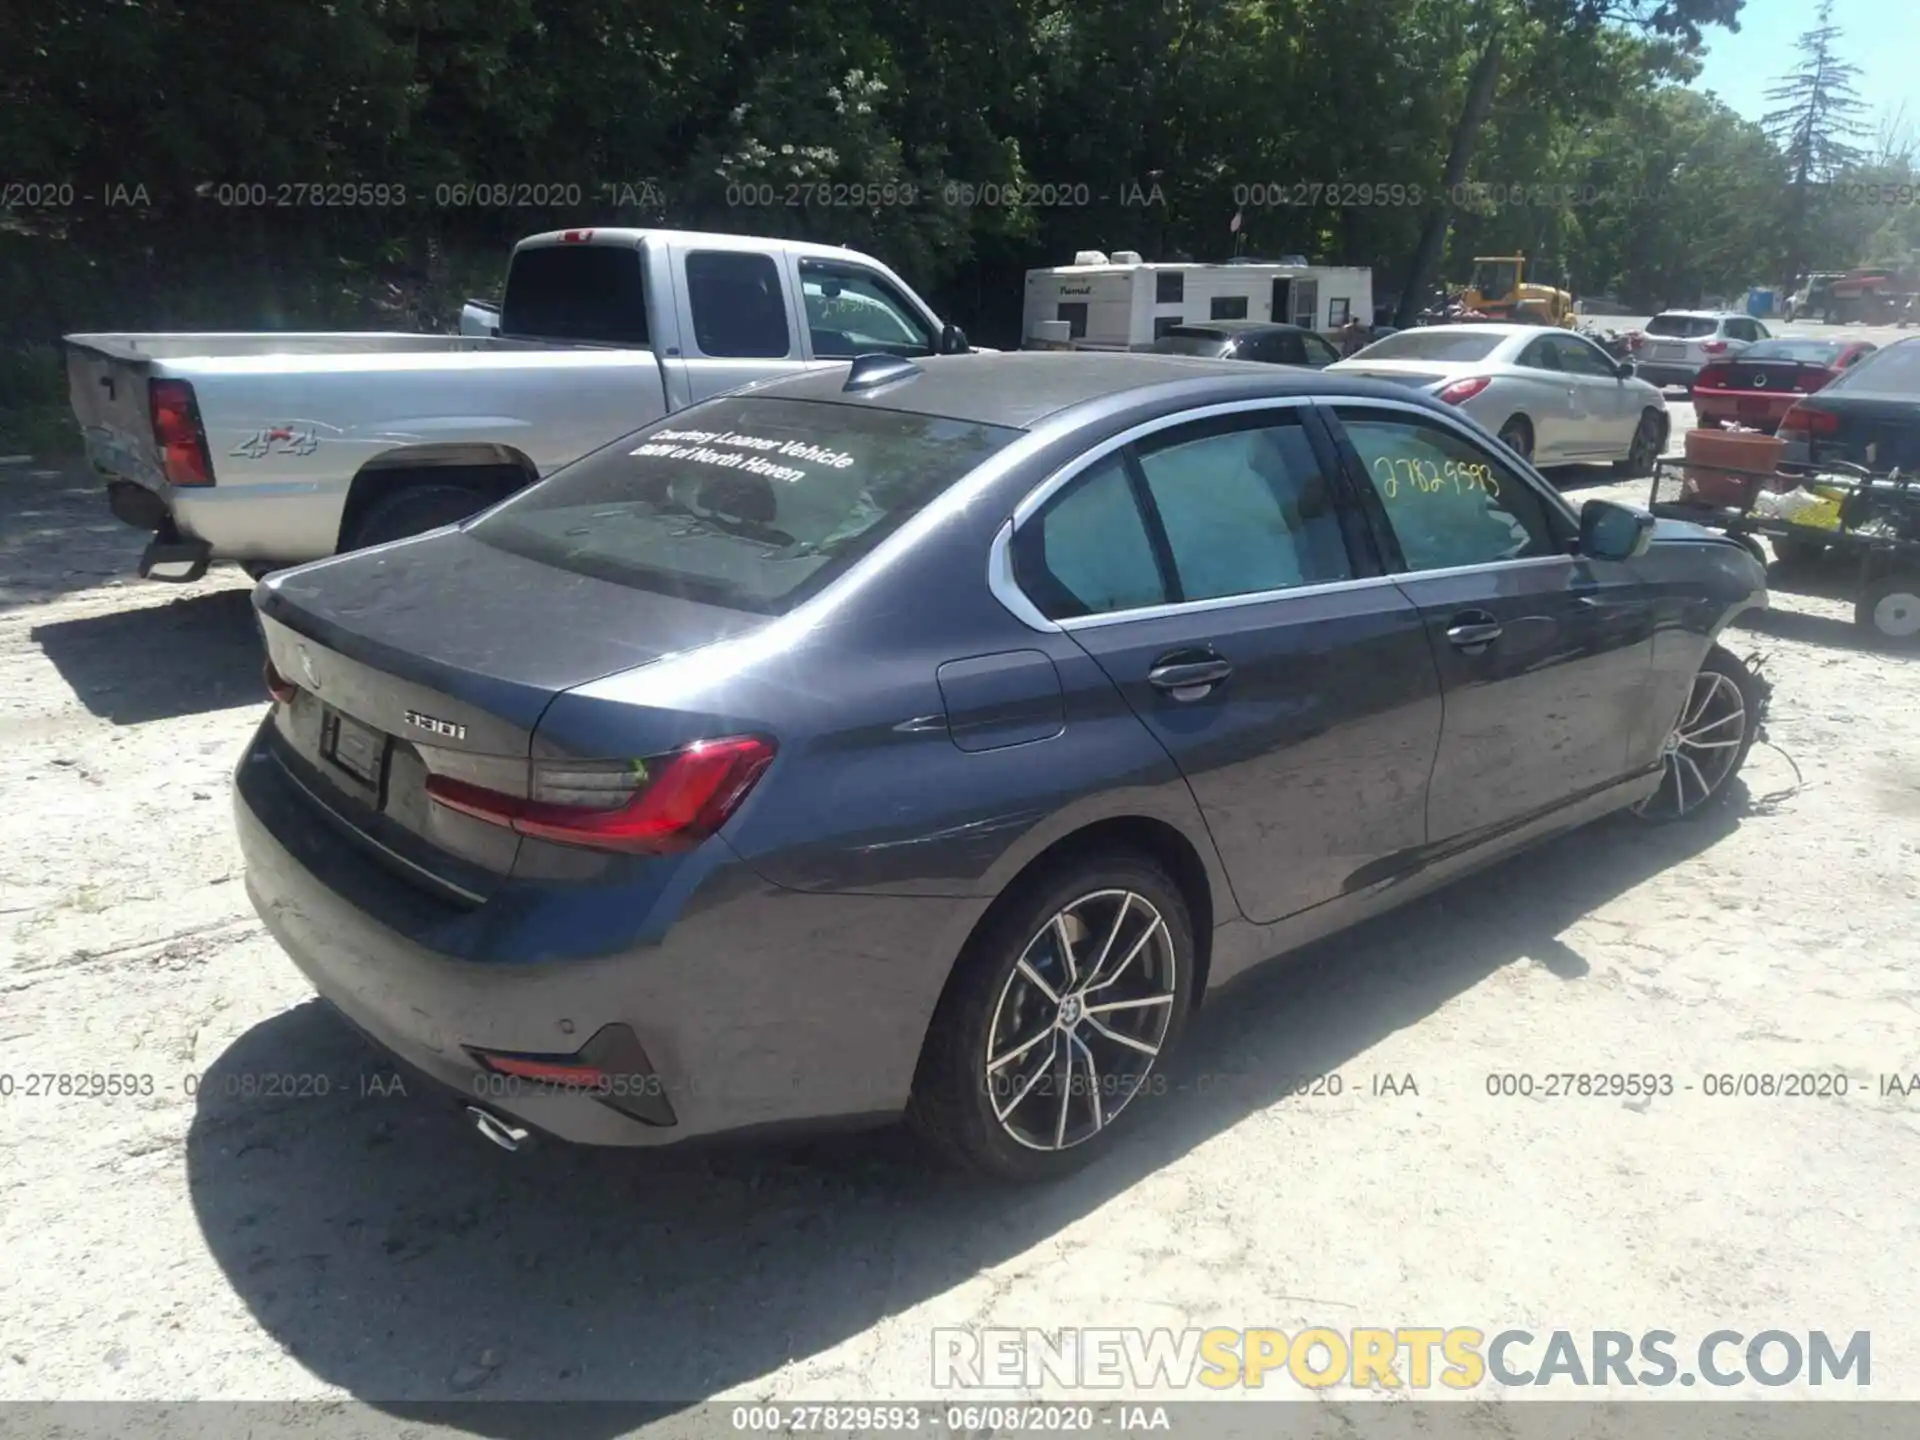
1579;498;1655;561
1615;358;1635;378
939;323;970;355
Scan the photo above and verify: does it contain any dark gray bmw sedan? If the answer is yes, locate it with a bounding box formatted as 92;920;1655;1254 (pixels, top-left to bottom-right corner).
237;352;1768;1181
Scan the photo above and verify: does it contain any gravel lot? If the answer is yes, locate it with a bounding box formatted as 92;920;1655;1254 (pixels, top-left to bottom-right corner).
3;372;1918;1429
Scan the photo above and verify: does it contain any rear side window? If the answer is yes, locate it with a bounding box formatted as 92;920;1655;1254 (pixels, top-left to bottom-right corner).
1012;413;1354;620
1134;417;1352;598
499;244;649;344
470;397;1017;614
685;251;791;358
1013;456;1168;618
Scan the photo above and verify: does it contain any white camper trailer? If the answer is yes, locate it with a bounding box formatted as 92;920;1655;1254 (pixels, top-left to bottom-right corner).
1022;251;1375;351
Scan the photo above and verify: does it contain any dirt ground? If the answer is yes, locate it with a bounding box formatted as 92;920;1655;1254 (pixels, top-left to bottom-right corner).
2;422;1919;1428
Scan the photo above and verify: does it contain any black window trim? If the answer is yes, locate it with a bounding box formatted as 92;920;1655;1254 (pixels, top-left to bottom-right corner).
1314;397;1579;577
991;397;1396;632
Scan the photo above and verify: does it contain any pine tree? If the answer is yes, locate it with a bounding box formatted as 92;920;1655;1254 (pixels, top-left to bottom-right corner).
1762;0;1868;288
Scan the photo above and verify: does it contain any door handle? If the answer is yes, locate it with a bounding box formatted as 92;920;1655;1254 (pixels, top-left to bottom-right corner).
1147;653;1233;699
1444;613;1503;652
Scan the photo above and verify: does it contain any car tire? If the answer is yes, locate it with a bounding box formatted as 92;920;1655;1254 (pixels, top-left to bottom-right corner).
908;853;1196;1182
347;483;490;551
1496;415;1534;463
1856;571;1920;648
1631;645;1764;822
1614;409;1664;477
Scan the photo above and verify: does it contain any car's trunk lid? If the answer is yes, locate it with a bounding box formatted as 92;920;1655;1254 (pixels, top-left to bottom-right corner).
254;528;767;901
1329;361;1453;389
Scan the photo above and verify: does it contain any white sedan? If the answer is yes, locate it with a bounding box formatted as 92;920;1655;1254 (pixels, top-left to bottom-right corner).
1328;323;1670;473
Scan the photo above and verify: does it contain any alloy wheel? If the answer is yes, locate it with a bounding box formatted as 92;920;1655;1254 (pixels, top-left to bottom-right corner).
1632;669;1748;819
983;889;1178;1152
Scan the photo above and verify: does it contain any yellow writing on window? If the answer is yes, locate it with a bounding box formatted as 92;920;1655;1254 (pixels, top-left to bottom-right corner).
1370;454;1500;501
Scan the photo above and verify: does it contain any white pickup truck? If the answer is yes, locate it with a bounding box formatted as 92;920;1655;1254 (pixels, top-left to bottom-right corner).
65;227;972;581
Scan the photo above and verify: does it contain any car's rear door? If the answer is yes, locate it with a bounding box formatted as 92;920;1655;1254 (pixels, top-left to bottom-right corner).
666;243;808;402
1006;400;1443;925
1321;399;1655;850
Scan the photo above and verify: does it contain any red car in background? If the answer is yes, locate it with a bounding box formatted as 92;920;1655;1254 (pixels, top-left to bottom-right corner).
1693;337;1879;432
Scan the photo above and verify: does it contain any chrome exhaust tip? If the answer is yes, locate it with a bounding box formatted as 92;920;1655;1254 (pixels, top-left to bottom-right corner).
468;1106;530;1153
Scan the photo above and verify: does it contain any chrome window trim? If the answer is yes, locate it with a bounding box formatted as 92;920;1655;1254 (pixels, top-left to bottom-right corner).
984;391;1586;636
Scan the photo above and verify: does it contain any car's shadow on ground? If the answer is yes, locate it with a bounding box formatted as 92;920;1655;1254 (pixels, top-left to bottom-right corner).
185;793;1751;1432
0;463;149;610
30;587;263;722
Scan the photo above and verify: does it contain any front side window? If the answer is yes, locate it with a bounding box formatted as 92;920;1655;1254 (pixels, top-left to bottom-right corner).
1550;335;1617;377
1012;456;1167;619
1335;411;1561;573
1133;417;1353;600
800;261;935;358
470;396;1017;614
684;250;791;358
1300;333;1340;367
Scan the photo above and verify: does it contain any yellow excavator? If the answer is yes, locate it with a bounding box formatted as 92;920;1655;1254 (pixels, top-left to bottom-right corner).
1457;254;1575;326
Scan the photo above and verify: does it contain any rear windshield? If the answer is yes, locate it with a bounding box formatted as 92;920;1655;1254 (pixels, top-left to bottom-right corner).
1824;341;1920;398
469;397;1019;613
1742;339;1848;364
1645;314;1720;338
499;243;649;345
1149;333;1232;357
1348;330;1502;362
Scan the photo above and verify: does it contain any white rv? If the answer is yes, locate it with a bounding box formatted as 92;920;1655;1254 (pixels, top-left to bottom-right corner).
1022;251;1375;350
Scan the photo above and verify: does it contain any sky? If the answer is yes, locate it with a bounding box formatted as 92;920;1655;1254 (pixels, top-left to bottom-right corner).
1689;0;1917;137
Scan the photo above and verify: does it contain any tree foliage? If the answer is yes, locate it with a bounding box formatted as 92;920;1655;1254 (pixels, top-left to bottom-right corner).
0;0;1909;349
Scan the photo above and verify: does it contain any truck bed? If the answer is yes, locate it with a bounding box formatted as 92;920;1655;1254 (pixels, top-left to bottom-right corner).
64;333;493;365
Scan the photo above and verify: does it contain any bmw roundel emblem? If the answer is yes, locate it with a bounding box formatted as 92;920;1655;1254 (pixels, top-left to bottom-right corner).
297;646;319;688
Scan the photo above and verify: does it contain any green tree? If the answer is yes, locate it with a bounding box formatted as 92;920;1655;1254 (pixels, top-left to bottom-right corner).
1761;0;1868;287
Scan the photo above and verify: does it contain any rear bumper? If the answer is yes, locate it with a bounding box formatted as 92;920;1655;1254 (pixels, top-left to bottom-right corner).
1634;362;1702;388
233;725;972;1148
1693;391;1792;429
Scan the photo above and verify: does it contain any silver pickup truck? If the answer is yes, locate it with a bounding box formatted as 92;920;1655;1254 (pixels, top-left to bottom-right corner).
66;227;971;581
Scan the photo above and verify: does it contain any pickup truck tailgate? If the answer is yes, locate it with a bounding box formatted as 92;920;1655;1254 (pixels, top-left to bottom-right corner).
65;338;161;486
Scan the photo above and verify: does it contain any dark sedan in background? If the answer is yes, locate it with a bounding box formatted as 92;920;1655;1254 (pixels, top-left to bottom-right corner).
1780;336;1920;472
1147;320;1343;367
237;352;1768;1181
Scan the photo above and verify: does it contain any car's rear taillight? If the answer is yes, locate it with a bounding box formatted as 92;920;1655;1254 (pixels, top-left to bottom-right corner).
425;736;776;854
1701;339;1729;355
150;379;215;487
1695;365;1731;389
1435;376;1493;405
263;659;297;705
1779;405;1839;435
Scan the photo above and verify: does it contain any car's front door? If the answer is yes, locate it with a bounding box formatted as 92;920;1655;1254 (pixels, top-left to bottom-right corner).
1323;401;1655;850
1512;336;1580;462
1007;403;1443;924
1548;332;1633;455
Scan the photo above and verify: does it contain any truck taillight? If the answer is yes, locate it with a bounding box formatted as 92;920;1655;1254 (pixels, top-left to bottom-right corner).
424;736;776;854
149;379;215;487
